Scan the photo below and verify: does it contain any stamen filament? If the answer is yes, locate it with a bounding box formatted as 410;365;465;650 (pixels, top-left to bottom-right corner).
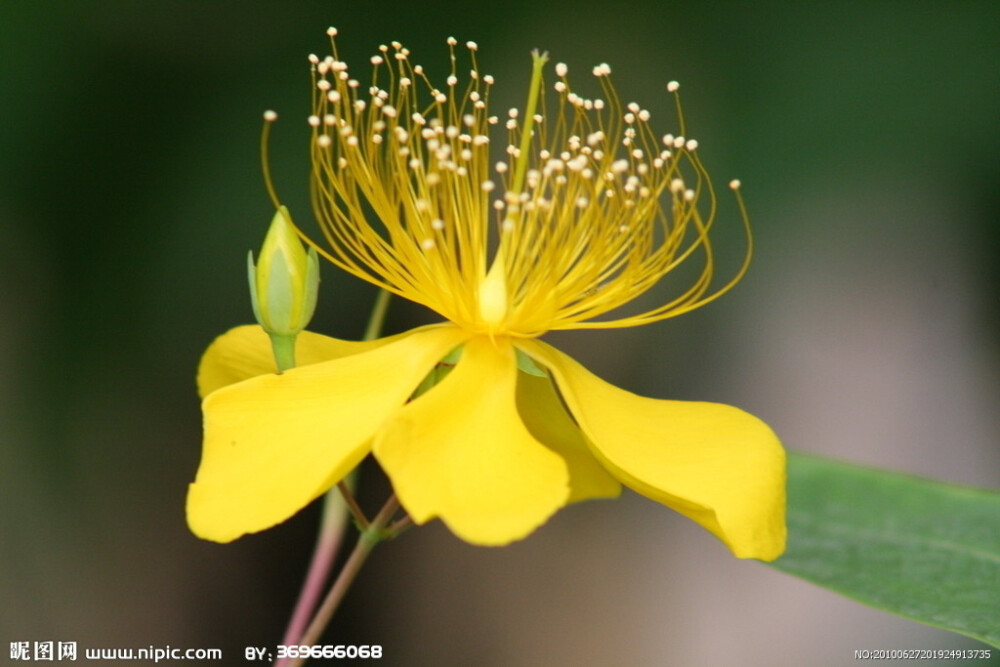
301;32;752;338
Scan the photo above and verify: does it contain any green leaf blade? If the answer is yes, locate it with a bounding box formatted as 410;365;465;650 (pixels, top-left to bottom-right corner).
770;452;1000;647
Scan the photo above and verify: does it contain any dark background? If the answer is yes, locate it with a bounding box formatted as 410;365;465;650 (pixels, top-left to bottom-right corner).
2;1;998;665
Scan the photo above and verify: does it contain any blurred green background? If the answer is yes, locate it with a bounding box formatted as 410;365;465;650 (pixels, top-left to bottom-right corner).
2;1;998;665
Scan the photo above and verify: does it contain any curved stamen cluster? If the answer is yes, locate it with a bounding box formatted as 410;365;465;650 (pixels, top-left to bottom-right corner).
299;27;749;337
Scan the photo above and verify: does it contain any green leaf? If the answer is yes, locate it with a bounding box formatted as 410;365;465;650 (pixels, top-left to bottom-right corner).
770;452;1000;647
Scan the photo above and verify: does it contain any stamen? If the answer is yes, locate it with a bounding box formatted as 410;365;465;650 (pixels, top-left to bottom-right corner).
303;29;751;336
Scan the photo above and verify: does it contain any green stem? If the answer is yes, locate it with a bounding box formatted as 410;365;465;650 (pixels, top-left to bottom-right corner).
287;496;402;667
362;289;392;342
337;480;370;531
268;333;297;373
276;478;355;657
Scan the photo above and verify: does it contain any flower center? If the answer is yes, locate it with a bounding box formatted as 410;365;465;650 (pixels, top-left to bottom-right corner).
477;251;509;333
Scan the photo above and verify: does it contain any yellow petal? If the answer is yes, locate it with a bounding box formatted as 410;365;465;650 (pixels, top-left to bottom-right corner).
187;325;470;542
197;324;410;397
519;339;786;561
514;368;622;503
373;336;570;546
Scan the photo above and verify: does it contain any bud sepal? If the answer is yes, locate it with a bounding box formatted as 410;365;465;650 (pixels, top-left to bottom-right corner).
247;206;320;371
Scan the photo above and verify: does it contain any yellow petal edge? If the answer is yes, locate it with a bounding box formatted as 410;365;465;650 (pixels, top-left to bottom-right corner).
187;325;469;542
520;339;786;561
374;337;571;546
197;324;413;397
515;370;622;503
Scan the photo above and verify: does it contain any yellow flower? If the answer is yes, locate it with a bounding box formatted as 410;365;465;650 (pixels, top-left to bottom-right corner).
187;31;786;560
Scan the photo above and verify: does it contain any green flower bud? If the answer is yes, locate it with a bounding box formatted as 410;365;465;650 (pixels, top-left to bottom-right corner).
248;206;320;371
